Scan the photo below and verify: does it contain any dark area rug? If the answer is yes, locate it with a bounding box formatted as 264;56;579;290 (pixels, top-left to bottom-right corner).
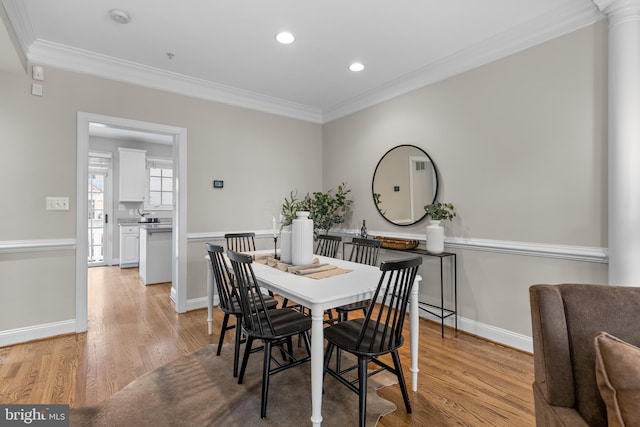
70;343;397;426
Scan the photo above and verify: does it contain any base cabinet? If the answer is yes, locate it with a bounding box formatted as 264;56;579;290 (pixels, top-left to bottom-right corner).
119;225;139;268
139;227;172;285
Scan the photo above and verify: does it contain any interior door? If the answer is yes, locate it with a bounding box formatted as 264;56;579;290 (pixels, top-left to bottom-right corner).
88;153;112;266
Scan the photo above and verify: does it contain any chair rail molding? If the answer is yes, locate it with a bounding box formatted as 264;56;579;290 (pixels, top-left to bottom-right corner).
0;238;76;253
342;229;608;264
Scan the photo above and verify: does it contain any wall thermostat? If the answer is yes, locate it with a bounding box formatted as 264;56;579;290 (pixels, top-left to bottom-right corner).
213;180;224;188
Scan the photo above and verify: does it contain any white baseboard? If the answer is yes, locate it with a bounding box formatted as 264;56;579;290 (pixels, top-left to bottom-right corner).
0;319;76;348
417;309;533;353
186;296;210;311
0;304;532;353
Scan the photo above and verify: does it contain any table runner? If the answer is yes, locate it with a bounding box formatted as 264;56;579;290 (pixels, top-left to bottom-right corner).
253;253;352;279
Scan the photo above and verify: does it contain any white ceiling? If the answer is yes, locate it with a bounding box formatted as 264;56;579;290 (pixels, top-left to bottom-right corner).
2;0;603;123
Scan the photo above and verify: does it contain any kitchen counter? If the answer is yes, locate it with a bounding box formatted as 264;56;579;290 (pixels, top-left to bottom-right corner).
138;223;172;231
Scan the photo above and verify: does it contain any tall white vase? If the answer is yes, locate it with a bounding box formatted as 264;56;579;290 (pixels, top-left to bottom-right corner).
426;220;444;254
292;211;313;265
280;225;292;264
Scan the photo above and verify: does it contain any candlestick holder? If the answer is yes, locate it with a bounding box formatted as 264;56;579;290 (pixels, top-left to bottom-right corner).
273;236;280;260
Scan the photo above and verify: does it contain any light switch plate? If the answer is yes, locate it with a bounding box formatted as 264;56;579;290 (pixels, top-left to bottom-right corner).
46;197;69;211
31;83;43;96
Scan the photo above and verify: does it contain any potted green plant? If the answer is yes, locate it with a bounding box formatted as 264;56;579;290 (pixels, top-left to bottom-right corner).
423;202;456;254
424;202;456;221
302;182;353;238
282;183;353;238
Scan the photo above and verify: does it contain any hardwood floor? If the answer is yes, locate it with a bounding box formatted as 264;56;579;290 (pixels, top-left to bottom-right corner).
0;266;535;426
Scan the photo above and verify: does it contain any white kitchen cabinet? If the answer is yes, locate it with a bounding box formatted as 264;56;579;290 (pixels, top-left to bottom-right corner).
119;225;140;268
118;147;147;202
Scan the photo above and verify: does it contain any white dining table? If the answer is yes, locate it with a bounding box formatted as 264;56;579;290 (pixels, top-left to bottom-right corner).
206;251;421;426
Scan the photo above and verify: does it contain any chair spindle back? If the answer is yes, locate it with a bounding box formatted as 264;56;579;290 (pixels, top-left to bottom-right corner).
225;232;256;253
347;237;382;266
206;243;236;312
357;256;422;353
226;250;275;336
314;234;342;258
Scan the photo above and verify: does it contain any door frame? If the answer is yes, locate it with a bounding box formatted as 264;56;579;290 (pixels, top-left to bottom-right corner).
76;112;188;332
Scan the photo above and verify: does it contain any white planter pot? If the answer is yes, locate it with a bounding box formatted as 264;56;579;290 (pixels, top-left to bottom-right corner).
280;225;292;264
292;211;314;265
426;220;444;254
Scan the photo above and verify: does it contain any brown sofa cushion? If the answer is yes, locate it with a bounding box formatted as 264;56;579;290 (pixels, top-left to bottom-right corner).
594;332;640;427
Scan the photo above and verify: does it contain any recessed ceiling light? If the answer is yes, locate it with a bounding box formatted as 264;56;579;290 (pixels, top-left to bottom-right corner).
109;9;131;24
276;32;295;45
349;62;365;72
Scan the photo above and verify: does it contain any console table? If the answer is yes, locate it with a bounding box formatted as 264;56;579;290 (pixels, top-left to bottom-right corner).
407;249;457;338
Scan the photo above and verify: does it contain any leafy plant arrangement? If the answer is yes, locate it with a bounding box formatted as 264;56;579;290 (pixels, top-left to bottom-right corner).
303;183;353;236
424;202;456;221
280;191;302;227
281;183;353;236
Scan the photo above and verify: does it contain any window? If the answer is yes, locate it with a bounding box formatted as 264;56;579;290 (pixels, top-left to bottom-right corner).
146;157;173;210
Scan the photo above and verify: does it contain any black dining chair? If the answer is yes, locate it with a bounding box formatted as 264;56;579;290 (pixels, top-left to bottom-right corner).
225;232;256;252
227;249;312;419
314;234;342;258
205;243;278;377
335;237;383;322
225;232;275;298
322;256;422;427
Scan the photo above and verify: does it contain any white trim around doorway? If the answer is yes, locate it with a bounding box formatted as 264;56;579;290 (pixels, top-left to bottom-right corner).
76;112;188;332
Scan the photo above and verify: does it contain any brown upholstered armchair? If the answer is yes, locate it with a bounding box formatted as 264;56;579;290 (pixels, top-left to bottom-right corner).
529;283;640;427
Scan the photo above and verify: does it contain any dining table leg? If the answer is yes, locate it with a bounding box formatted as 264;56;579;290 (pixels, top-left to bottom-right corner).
310;304;324;426
409;280;420;391
206;260;214;335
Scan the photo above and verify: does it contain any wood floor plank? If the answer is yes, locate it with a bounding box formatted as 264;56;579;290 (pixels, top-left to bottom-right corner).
0;266;535;425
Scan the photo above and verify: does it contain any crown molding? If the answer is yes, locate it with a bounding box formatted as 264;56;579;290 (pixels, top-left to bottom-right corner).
322;1;605;122
27;39;324;123
5;0;605;124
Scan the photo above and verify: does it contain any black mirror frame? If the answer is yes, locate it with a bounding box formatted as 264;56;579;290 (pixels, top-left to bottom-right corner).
372;144;439;227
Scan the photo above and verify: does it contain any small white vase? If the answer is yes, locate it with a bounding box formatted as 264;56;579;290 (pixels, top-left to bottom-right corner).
280;225;292;264
426;220;444;254
292;211;314;265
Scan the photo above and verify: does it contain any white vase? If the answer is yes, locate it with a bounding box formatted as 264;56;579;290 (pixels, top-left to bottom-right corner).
280;225;292;264
292;211;314;265
426;220;444;254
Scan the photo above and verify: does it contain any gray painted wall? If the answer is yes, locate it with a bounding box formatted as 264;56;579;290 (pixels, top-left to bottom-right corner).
323;22;609;338
0;21;609;348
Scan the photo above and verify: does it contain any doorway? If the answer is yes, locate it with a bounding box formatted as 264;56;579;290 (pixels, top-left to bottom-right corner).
76;113;188;333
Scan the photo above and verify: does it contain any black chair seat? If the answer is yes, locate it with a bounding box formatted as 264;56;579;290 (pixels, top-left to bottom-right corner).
222;293;278;315
324;318;404;357
248;308;312;340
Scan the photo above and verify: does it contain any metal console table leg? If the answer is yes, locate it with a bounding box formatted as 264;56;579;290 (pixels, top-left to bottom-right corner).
410;251;457;338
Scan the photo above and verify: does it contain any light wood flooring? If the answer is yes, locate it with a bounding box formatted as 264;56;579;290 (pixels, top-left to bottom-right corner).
0;266;535;426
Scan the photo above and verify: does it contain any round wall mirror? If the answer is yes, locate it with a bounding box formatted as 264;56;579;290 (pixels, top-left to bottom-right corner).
372;144;439;226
